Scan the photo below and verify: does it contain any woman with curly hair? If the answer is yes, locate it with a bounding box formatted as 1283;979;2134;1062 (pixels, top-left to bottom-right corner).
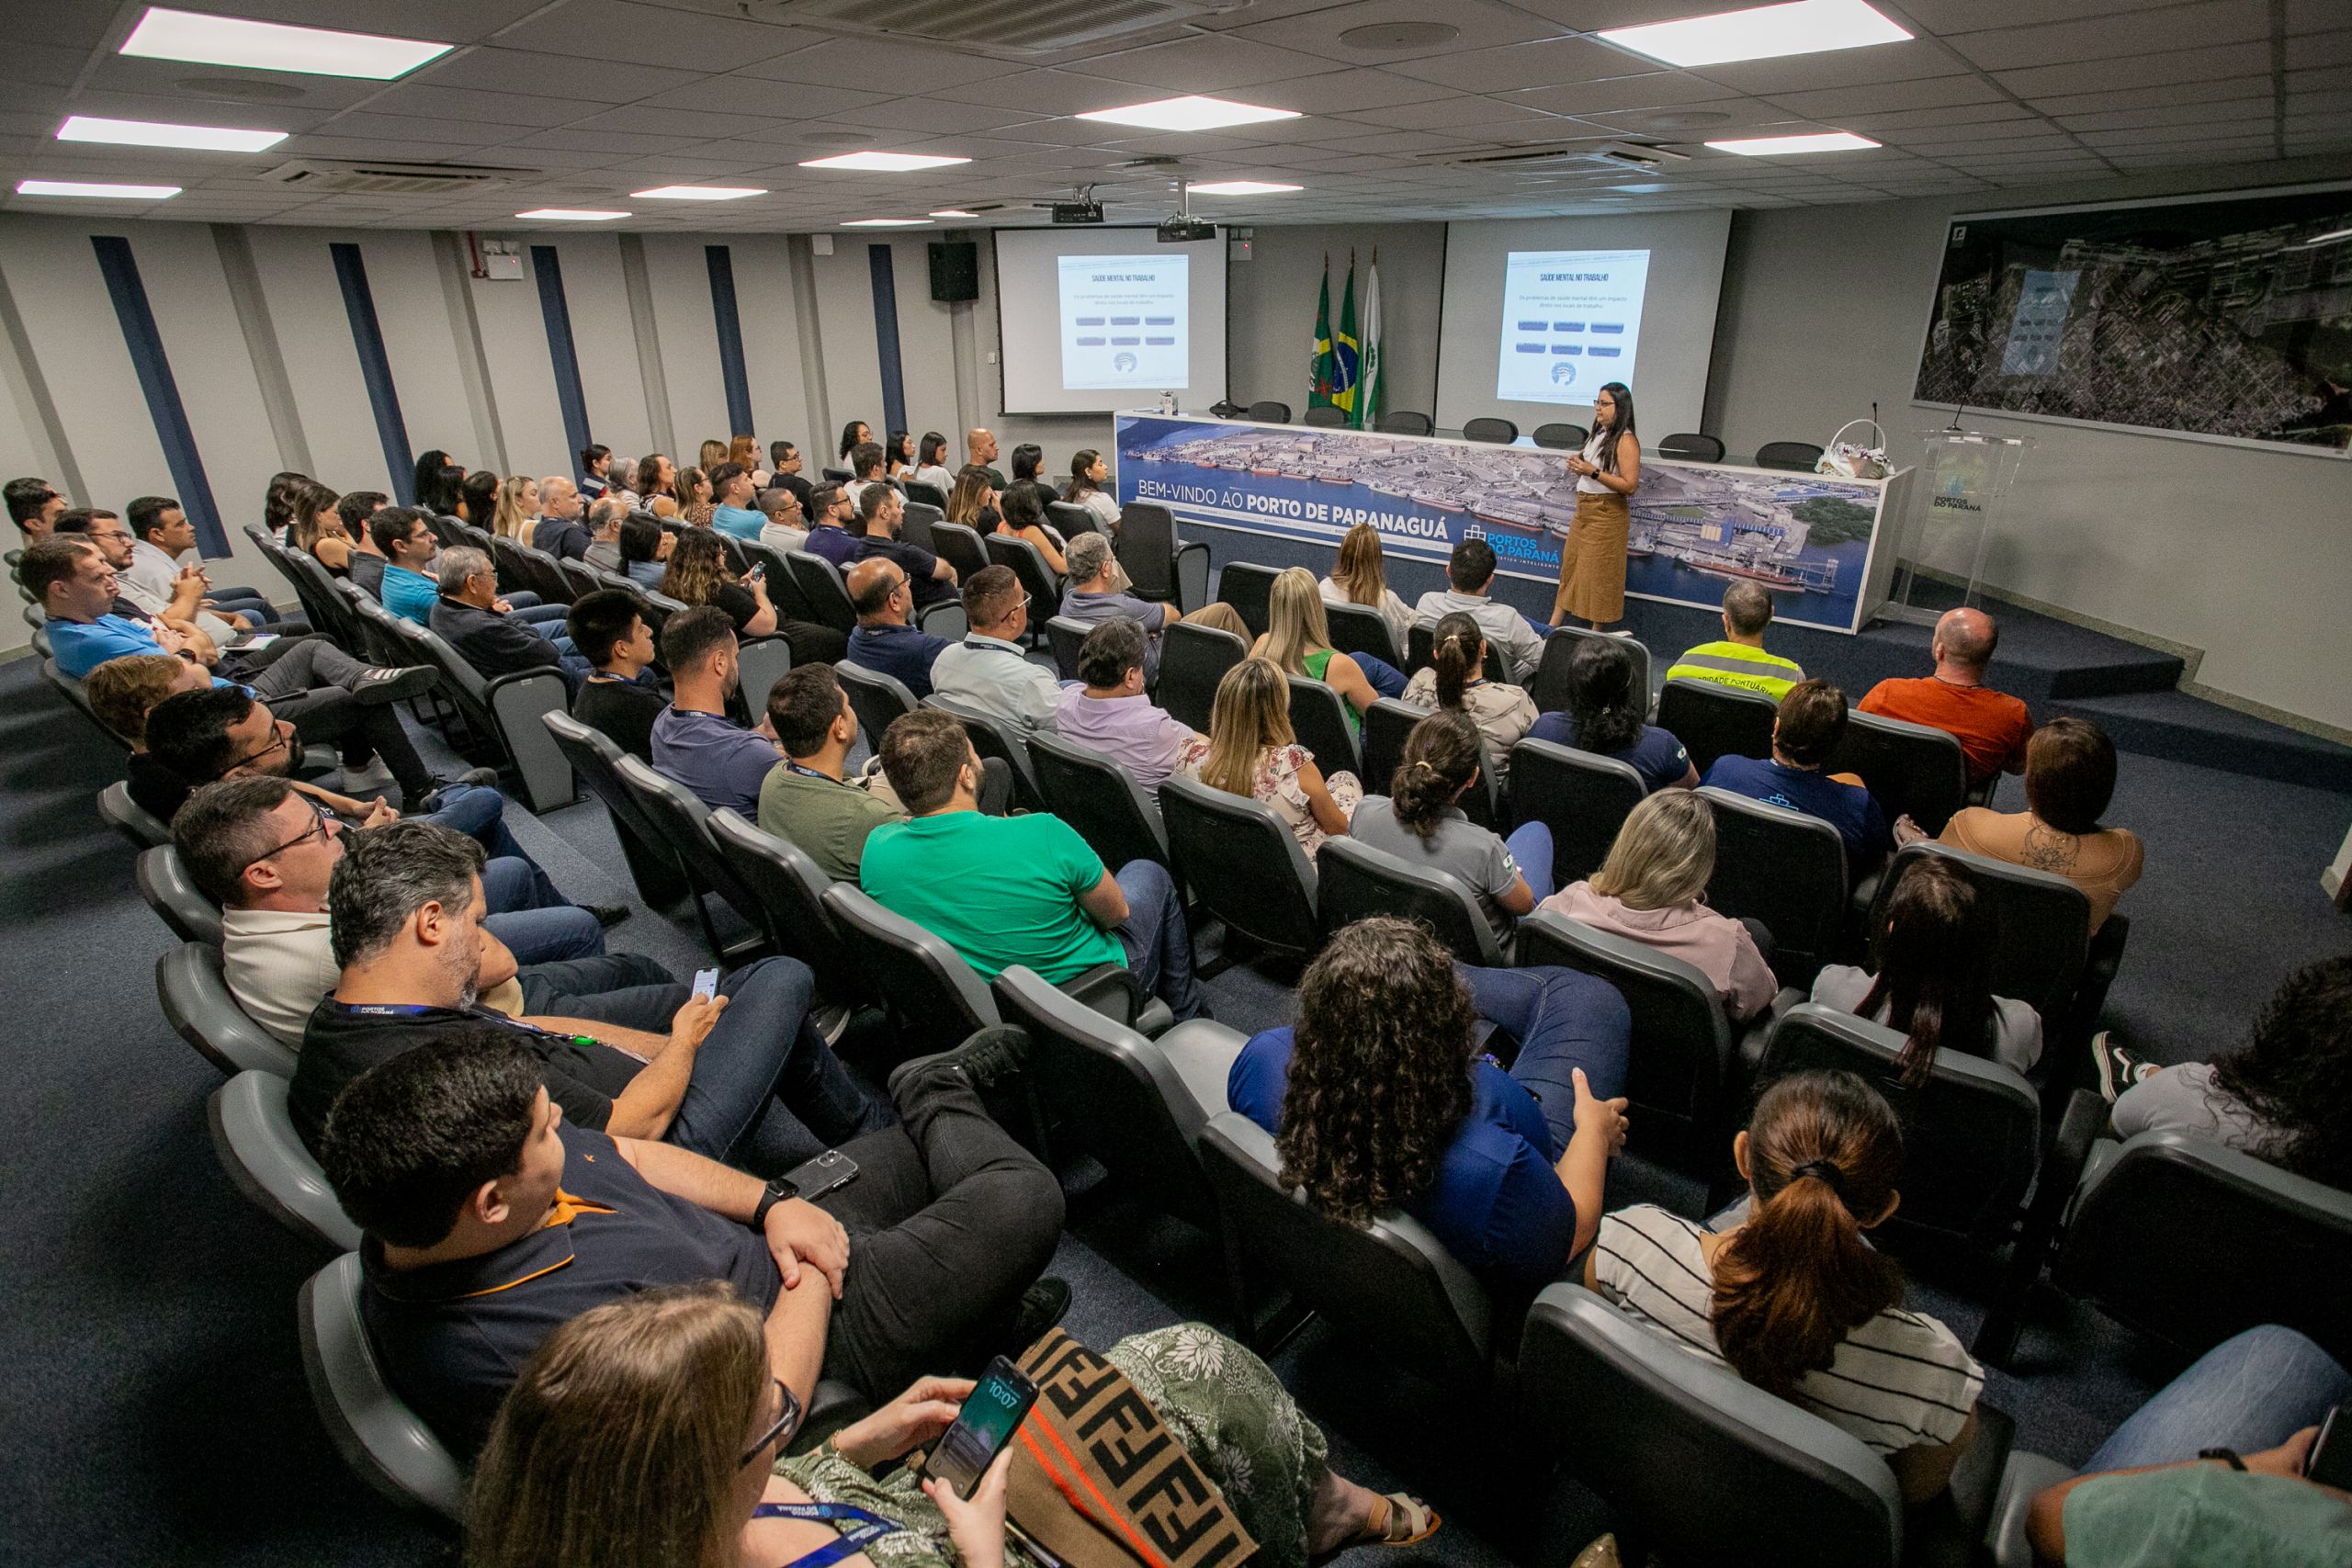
1349;710;1554;942
2103;955;2352;1191
661;526;848;665
1528;637;1697;794
1227;917;1630;1284
635;453;678;504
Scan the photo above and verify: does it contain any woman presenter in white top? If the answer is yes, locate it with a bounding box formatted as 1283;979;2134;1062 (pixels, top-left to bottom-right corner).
1551;379;1640;632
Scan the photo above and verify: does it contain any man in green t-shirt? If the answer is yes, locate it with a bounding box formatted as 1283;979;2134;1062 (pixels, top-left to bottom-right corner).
1666;580;1805;699
858;709;1205;1020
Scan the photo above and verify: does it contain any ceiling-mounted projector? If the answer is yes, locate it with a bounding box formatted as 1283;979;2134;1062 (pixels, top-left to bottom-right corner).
1051;199;1104;223
1158;216;1215;243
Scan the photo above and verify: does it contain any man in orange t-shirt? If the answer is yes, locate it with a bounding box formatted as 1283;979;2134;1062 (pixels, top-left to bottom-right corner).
1858;608;2032;786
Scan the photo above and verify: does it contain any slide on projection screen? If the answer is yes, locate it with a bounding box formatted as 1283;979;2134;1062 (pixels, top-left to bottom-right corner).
1435;211;1732;440
995;228;1228;415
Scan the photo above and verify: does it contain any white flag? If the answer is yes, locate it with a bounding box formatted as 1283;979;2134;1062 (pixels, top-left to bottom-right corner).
1355;256;1383;429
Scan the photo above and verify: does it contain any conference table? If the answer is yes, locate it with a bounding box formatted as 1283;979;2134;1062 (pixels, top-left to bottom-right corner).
1112;410;1914;635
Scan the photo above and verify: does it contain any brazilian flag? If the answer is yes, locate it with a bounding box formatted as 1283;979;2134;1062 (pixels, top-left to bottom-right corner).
1330;252;1361;419
1308;254;1336;409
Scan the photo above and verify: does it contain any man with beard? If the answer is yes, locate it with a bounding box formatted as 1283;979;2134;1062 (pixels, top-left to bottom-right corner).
648;607;784;816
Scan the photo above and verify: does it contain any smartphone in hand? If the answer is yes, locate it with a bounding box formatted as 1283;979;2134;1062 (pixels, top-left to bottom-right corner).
926;1356;1039;1498
692;967;720;1002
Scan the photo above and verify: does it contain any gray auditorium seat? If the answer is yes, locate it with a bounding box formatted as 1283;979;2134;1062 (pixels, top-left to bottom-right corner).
298;1251;466;1521
100;780;172;850
1315;836;1505;966
735;634;793;711
1462;416;1518;444
1376;411;1432;436
1754;440;1825;472
209;1071;360;1250
136;844;223;945
1658;432;1726;462
156;941;298;1077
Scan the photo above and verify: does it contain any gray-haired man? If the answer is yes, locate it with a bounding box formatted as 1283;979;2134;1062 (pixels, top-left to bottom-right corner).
428;545;593;693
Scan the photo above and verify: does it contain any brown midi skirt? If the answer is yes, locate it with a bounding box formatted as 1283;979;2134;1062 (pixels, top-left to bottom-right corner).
1555;490;1630;624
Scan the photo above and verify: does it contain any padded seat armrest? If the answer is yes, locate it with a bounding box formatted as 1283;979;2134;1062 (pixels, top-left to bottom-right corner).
1901;1404;2015;1568
1061;963;1143;1027
1174;541;1209;614
1973;1089;2105;1364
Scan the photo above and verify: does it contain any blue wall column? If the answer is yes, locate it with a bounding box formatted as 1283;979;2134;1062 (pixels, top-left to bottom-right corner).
529;244;593;462
329;242;416;505
706;244;754;436
868;243;907;438
89;235;228;555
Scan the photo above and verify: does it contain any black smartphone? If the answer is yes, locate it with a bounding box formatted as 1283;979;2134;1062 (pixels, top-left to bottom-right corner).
2307;1402;2352;1488
783;1148;859;1201
927;1356;1040;1499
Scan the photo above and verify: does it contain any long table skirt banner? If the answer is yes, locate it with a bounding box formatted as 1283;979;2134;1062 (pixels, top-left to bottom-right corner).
1113;412;1909;634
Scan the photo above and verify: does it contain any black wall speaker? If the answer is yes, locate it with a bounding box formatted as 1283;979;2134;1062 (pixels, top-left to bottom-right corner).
928;241;978;302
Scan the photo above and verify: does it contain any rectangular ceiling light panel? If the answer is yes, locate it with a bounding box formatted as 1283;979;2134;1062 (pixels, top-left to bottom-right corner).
1077;96;1302;132
800;152;970;172
16;179;182;198
1601;0;1910;68
56;115;286;152
120;6;452;79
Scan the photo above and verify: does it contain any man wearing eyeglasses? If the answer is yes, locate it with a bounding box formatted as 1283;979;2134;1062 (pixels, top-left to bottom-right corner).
929;566;1063;735
843;558;953;700
56;506;251;649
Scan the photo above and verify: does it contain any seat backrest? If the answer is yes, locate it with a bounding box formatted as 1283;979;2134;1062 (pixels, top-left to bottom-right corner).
984;532;1060;639
1532;422;1589;450
1027;731;1170;874
928;522;991;585
209;1070;360;1250
1462;416;1519;444
1530;625;1653;716
1216;561;1282;641
486;532;533;595
1754;440;1825;473
136;845;223;944
1198;1112;1492;1387
556;556;605;604
1699;785;1848;981
994;966;1228;1228
1656;677;1778;774
1358;697;1425;798
738;540;813;621
903;479;948;512
1159;774;1320;953
283;548;368;645
1515;912;1734;1169
1404;620;1506;682
1284;674;1361;778
1376;410;1432;436
2057;1132;2352;1365
99;779;172;849
1519;1285;1903;1568
923;694;1045;808
1507;738;1645;888
736;635;794;711
819;882;1000;1051
1315;836;1505;965
1658;432;1726;463
1244;400;1293;423
821;465;854;482
298;1251;467;1520
1867;842;2088;1020
1758;1004;2040;1245
1300;404;1347;427
783;549;856;634
613;754;766;931
899;500;944;554
834;660;921;755
1155;621;1247;733
704;809;866;1006
1046;499;1099;539
1322;600;1399;667
514;539;576;604
1043;615;1091;682
1830;709;1967;838
155;941;299;1077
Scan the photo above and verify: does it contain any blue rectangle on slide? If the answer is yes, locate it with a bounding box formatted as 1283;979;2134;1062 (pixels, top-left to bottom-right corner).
1145;336;1175;344
1516;321;1547;332
1110;315;1140;325
1515;342;1547;354
1075;316;1105;326
1555;321;1585;332
1552;344;1581;355
1144;316;1175;325
1112;336;1140;344
1076;335;1106;345
1590;321;1625;333
1589;345;1622;356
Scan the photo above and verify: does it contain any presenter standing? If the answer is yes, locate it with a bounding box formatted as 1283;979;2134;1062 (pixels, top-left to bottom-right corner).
1552;380;1640;631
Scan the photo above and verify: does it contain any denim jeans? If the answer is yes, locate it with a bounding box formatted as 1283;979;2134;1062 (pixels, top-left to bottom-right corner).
1461;963;1633;1156
516;953;684;1031
1355;652;1408;700
667;956;889;1168
420;784;564;908
1113;858;1205;1021
483;905;605;965
2083;1325;2352;1472
1507;818;1556;905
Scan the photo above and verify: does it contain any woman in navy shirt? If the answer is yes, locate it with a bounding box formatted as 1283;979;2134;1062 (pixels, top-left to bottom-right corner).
1528;637;1698;793
1227;917;1632;1284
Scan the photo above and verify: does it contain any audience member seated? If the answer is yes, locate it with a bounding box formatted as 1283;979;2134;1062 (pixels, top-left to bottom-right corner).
372;505;450;624
1257;567;1404;725
1413;538;1545;684
491;475;541;542
966;426;1007;491
1059;447;1122;532
579;497;628;577
57;507;250;648
1178;657;1361;860
707;463;764;541
83;651;209;749
800;482;858;569
1530;637;1696;793
768;440;810;510
180;776;615;1044
1588;1070;1984;1504
318;1026;1063;1454
637;453;678;508
1906;716;2142;931
1702;679;1890;873
732;434;771;491
1403;612;1535;782
850;484;956;613
862;710;1204;1020
618;512;673;588
1858;608;2030;788
1321;521;1416;652
945;464;1002;532
930;566;1062;734
106;498;266;640
991;480;1068;574
24;537;277;685
291;819;878;1169
1544;789;1777;1021
844;558;953;700
757;664;906;882
1053;619;1202;790
335;491;390;599
1351;710;1552;943
2099;954;2352;1193
1007;442;1046;490
566;590;668;761
577;443;613;501
651;608;783;816
680;468;718;527
431;547;592;694
6;474;64;542
527;476;589;561
1668;581;1806;699
1230;916;1629;1285
842;442;887;510
604;456;640;508
122;494;271;629
1812;854;2041;1078
910;430;956;495
755;487;806;554
662;526;848;669
2027;1325;2352;1566
1057;532;1238;682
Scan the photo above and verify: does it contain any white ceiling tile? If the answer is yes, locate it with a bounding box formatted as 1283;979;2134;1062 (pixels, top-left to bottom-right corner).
407;48;707;103
1501;72;1748;117
364;83;587;127
2056;96;2278;130
496;0;816;62
314;111;552;148
1078;34;1351;91
1949;0;2270;71
1227;0;1562;56
512;127;707;154
1877;117;2070;145
925;70;1153;115
1993;41;2276;96
1837;102;2041;131
2282;29;2352;67
1763;75;2008;118
1238;68;1461;115
1387;36;1647;93
566;105;790;139
1337;96;1558;130
2023;73;2273;115
824;98;1044;134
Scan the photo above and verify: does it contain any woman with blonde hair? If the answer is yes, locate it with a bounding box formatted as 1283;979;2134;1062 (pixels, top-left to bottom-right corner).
944;464;1001;530
1178;657;1361;858
698;437;729;473
467;1282;1433;1568
1252;567;1399;728
485;475;537;541
1402;611;1534;784
1319;522;1414;651
677;466;716;527
1543;789;1775;1018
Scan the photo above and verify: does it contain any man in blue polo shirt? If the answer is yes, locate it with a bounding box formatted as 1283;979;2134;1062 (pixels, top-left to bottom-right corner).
320;1024;1067;1459
650;607;781;815
1701;677;1890;875
708;461;765;542
370;504;446;625
843;558;952;699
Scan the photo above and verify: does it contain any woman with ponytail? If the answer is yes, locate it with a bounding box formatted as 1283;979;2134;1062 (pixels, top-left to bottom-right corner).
1350;710;1554;942
1402;611;1535;784
1812;855;2041;1081
1587;1070;1983;1503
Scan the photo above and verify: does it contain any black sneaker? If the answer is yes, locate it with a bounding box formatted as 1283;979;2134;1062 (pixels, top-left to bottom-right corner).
1007;1278;1071;1349
887;1024;1033;1100
2090;1031;2154;1102
348;665;439;706
584;902;632;929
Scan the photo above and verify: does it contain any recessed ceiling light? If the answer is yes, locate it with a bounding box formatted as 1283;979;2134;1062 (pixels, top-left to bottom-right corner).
1339;22;1460;49
1187;181;1304;196
56;114;286;152
1077;96;1302;132
120;6;451;80
1600;0;1910;69
632;185;765;200
842;218;931;227
929;209;978;218
800;152;970;172
515;209;630;220
2301;227;2352;247
15;179;182;199
1705;130;1880;154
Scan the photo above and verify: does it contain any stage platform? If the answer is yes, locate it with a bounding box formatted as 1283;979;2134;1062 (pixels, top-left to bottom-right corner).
1190;521;2352;795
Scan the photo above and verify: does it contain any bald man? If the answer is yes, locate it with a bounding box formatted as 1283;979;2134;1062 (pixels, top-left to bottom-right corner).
843;556;954;699
966;427;1007;491
1858;607;2032;786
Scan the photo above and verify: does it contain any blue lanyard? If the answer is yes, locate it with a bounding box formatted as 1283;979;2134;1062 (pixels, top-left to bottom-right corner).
784;761;848;784
753;1503;904;1568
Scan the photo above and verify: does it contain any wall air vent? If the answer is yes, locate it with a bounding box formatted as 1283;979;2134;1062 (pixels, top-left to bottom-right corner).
1434;142;1691;174
762;0;1249;56
259;160;541;195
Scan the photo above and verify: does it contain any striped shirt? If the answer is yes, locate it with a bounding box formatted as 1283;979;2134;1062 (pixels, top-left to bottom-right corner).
1591;1204;1982;1454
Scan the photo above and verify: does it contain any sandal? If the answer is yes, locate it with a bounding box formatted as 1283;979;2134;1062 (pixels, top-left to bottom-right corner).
1313;1492;1440;1562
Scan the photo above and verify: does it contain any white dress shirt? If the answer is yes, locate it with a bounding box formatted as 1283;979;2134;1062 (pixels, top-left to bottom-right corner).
1411;586;1547;683
930;634;1064;733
